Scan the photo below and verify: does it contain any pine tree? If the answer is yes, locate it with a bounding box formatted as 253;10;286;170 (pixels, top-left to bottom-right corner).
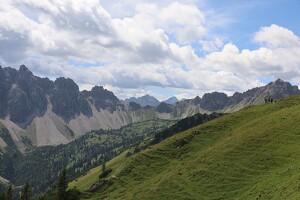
20;182;32;200
102;162;106;173
57;168;68;200
0;192;5;200
38;194;45;200
6;185;13;200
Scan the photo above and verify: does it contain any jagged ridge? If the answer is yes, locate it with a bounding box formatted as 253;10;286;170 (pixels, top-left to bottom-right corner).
0;65;299;150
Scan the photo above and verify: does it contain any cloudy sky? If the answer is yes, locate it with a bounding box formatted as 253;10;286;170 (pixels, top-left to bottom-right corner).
0;0;299;100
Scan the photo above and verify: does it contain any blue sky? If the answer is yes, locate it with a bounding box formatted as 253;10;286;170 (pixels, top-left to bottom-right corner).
0;0;299;100
206;0;300;50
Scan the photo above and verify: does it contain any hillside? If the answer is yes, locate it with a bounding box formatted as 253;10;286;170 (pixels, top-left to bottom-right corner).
78;95;300;199
0;119;175;194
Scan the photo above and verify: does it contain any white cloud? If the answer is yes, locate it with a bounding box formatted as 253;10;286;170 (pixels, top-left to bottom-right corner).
200;37;224;52
0;1;299;100
254;24;300;48
159;2;205;43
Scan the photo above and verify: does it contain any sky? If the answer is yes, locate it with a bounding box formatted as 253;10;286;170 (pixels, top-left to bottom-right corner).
0;0;299;101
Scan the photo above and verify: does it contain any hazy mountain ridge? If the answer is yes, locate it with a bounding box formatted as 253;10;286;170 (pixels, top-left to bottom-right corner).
163;96;179;105
123;94;160;107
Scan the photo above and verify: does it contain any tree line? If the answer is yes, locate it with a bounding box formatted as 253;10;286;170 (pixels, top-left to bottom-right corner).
0;168;80;200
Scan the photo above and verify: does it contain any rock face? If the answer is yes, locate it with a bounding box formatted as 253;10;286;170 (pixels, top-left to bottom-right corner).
0;65;145;151
83;86;121;112
0;65;299;151
200;92;229;111
156;102;173;113
124;95;160;107
128;102;141;111
0;65;48;127
50;77;92;122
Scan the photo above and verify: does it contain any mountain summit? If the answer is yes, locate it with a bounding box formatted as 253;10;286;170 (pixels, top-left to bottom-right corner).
163;96;179;105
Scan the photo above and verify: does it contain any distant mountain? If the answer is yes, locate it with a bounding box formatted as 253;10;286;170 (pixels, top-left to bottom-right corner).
124;95;160;107
0;66;177;151
177;78;300;113
0;65;299;152
0;65;161;151
163;96;179;105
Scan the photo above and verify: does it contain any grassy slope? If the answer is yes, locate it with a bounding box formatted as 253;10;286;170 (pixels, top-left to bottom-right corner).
67;119;176;192
69;149;130;191
78;95;300;199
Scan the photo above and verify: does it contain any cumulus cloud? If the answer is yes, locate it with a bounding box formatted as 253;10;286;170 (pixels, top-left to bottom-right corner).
254;24;300;48
0;1;299;100
200;37;224;52
159;2;205;43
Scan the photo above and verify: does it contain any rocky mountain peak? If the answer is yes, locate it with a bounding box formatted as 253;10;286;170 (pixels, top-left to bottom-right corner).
263;79;299;99
91;85;104;92
54;77;79;91
274;78;284;84
19;64;29;72
164;96;179;105
82;85;121;113
201;92;229;111
18;64;33;77
191;96;201;105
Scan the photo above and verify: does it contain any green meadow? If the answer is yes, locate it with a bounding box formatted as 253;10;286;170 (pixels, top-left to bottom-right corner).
71;95;300;199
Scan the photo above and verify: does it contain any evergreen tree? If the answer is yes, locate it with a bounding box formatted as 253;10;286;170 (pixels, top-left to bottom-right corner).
102;162;106;173
57;168;68;200
20;182;32;200
38;194;45;200
6;185;13;200
0;192;5;200
66;189;80;200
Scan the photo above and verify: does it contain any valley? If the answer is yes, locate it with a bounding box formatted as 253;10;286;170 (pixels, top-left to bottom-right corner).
0;66;300;199
0;118;176;194
0;65;298;152
0;1;299;199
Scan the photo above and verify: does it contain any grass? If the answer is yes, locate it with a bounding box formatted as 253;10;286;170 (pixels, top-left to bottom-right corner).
69;150;130;191
67;118;177;192
75;95;300;199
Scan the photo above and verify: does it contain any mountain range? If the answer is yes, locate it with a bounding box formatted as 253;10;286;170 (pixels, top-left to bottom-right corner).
123;95;179;106
123;95;161;107
0;65;299;152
